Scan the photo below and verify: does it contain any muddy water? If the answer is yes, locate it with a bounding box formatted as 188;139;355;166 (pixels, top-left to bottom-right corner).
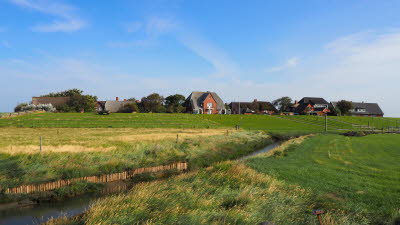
0;142;280;225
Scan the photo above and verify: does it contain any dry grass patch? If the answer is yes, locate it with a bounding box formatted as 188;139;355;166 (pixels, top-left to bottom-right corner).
0;128;236;154
0;145;117;154
259;134;313;157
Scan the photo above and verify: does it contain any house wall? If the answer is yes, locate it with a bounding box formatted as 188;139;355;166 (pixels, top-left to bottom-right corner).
32;97;70;107
202;93;218;114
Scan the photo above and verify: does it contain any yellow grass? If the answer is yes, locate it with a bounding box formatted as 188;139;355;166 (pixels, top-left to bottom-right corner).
258;134;313;157
0;128;237;154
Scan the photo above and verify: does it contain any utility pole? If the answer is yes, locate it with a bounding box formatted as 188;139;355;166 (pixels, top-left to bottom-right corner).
238;100;241;115
325;113;328;132
40;136;42;153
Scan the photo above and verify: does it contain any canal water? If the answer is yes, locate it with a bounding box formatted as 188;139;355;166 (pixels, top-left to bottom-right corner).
0;181;132;225
0;142;280;225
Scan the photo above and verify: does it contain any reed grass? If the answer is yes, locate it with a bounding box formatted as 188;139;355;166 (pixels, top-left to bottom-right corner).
81;162;363;225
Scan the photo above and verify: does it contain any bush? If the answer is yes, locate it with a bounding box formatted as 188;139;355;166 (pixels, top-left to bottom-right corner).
14;103;28;112
119;103;139;113
15;103;56;112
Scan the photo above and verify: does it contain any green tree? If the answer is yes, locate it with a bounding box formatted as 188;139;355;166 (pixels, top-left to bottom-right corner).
165;94;186;113
67;94;98;112
14;103;28;112
41;89;98;112
336;100;354;115
272;97;293;112
140;93;165;113
120;103;140;113
41;88;83;97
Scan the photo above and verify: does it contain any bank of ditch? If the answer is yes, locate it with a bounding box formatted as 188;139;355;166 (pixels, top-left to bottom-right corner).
0;130;276;203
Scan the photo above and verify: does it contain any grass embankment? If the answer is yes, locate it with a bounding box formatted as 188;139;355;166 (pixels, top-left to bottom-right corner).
0;113;330;132
0;128;271;189
332;116;400;130
247;134;400;224
0;113;222;128
76;162;359;225
69;134;400;225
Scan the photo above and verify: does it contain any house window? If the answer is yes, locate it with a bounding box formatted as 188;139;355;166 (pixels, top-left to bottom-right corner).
207;103;213;108
357;108;366;112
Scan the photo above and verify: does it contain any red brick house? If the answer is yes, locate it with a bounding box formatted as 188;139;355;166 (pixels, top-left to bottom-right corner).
293;97;331;115
185;91;226;114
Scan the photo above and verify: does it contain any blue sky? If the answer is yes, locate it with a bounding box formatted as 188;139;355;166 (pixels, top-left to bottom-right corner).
1;0;400;117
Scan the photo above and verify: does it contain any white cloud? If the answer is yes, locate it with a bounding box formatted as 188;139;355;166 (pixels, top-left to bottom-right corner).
9;0;86;32
296;30;400;117
265;57;299;73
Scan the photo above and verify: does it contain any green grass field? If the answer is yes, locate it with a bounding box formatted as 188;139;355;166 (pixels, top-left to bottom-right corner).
0;113;221;129
2;112;397;133
247;134;400;224
0;113;340;133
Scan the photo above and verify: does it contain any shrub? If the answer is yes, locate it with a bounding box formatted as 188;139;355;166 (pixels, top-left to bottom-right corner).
14;103;28;112
119;103;139;113
16;103;56;112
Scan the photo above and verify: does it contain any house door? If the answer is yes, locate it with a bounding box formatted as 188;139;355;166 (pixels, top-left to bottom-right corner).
208;109;212;114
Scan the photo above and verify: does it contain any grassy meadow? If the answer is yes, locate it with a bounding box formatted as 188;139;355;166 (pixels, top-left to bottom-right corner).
0;128;271;189
1;112;397;133
1;113;399;224
247;134;400;224
66;134;400;225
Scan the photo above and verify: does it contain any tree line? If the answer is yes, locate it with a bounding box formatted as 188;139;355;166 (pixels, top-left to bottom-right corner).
15;89;355;115
15;89;187;113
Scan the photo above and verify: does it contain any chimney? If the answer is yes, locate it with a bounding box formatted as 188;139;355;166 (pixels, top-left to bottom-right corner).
295;100;298;104
124;99;127;101
254;99;257;102
116;97;119;101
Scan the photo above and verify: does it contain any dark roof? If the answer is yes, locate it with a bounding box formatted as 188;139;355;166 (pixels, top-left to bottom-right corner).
332;102;384;116
298;97;329;105
186;91;225;111
229;101;277;113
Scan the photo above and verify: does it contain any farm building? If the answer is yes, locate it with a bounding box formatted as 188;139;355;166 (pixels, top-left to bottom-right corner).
229;99;277;114
292;97;331;115
97;97;135;113
32;97;70;108
331;101;384;117
185;91;226;114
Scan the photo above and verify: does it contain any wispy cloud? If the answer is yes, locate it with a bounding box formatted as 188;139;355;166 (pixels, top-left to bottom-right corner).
9;0;86;32
112;17;177;48
123;17;177;36
177;31;239;78
106;39;155;48
264;57;299;73
118;16;238;78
